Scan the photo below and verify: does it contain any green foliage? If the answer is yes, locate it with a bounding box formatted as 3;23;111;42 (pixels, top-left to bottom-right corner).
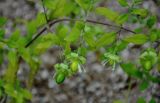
0;0;159;102
123;34;148;44
140;49;158;71
149;98;156;103
0;17;7;27
121;63;143;78
75;0;93;10
4;50;19;84
139;80;149;91
131;8;148;18
96;7;119;22
146;16;157;28
118;0;128;7
96;32;116;48
137;97;146;103
4;82;32;103
133;0;143;5
65;21;84;42
116;14;129;25
113;100;123;103
44;0;76;18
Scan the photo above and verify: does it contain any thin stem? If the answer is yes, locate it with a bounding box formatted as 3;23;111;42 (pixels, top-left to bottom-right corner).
25;18;136;48
125;80;132;103
41;0;48;22
78;0;93;47
41;0;51;32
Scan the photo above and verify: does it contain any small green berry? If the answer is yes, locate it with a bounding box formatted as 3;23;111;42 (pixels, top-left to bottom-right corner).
55;72;65;84
143;60;152;71
71;61;79;73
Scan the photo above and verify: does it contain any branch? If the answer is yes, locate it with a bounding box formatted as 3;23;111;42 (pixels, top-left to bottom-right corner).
25;18;136;48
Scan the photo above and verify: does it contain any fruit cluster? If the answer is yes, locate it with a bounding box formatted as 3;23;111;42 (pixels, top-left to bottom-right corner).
54;52;86;84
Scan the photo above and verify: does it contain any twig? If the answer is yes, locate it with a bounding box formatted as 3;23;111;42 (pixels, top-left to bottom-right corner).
41;0;51;32
41;0;48;22
25;18;136;48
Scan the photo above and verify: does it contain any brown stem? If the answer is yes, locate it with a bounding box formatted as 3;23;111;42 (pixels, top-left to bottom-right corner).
25;18;136;48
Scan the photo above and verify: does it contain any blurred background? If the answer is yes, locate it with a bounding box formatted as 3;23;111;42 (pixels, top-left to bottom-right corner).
0;0;160;103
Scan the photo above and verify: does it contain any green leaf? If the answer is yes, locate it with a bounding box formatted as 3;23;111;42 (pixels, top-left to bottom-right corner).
44;0;57;10
150;33;158;42
78;47;87;56
0;49;4;65
20;50;40;88
113;100;123;103
144;72;160;83
84;32;96;48
33;33;58;54
0;17;7;27
116;14;129;25
115;41;128;52
146;16;157;28
53;0;67;17
4;50;19;84
35;13;46;27
134;0;143;5
17;37;27;48
149;98;156;103
123;34;148;44
65;21;84;42
4;83;18;98
121;63;143;78
0;29;5;40
56;25;69;39
131;9;148;18
7;29;21;48
28;56;40;88
19;48;31;64
26;13;46;41
96;32;116;48
96;7;119;22
139;80;149;91
49;0;74;18
137;97;146;103
21;89;32;100
75;0;92;10
149;29;160;42
26;20;37;40
9;29;20;41
64;42;71;55
118;0;128;7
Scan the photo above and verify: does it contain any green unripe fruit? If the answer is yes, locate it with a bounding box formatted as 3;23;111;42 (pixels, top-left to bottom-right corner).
140;49;158;71
143;60;152;71
71;61;79;73
55;72;65;84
